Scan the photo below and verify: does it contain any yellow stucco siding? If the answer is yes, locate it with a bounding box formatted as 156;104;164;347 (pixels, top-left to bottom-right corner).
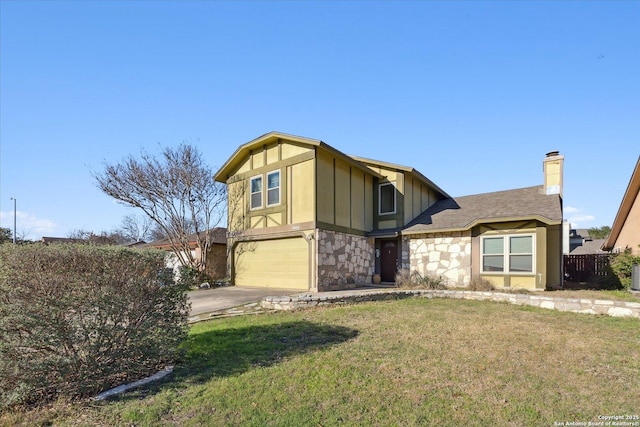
252;147;265;169
376;166;399;183
351;171;365;230
364;174;374;230
404;176;427;224
614;193;640;254
281;141;312;159
266;143;279;165
316;150;335;224
421;186;433;211
266;213;283;227
227;180;246;233
250;216;264;229
291;160;315;224
236;155;251;174
545;224;563;285
379;220;396;229
411;179;422;222
335;158;351;228
483;275;536;289
535;225;548;287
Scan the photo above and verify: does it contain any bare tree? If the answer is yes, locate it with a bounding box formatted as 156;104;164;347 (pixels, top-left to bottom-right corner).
118;214;156;243
94;143;227;274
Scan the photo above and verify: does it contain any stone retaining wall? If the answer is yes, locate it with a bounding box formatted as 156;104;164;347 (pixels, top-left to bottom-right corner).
262;289;640;319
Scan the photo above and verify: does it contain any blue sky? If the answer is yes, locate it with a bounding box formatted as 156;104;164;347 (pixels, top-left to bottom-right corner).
1;1;639;240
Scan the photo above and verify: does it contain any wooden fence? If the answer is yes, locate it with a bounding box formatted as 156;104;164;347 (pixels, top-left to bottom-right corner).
563;254;613;283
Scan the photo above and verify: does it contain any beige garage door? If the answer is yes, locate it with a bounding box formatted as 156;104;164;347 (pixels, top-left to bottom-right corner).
234;238;309;289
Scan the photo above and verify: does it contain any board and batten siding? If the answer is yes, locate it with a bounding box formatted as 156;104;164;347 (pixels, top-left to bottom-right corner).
315;148;374;233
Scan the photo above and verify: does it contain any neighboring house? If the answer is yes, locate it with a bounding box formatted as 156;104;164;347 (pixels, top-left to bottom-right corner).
214;131;563;291
144;228;228;280
568;229;607;255
602;156;640;255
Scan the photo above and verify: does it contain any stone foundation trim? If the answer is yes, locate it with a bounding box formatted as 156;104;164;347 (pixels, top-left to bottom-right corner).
262;289;640;319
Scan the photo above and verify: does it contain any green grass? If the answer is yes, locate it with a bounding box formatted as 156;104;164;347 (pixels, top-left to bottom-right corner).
3;298;639;426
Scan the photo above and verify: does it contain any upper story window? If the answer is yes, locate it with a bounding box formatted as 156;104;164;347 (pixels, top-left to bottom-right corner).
250;175;262;210
482;234;534;274
250;170;280;210
379;182;396;215
267;170;280;206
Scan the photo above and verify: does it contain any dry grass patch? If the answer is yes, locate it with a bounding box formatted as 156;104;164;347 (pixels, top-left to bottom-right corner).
3;298;639;426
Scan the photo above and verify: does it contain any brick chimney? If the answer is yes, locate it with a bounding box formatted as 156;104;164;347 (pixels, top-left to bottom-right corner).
543;151;564;197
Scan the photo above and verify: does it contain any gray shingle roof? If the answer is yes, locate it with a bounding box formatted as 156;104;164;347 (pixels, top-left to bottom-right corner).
402;185;562;234
569;239;607;255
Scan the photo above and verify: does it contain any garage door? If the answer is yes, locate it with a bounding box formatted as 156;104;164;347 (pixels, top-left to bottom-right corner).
234;238;309;290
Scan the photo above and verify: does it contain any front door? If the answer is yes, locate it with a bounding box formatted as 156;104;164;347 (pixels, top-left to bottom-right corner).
380;239;398;282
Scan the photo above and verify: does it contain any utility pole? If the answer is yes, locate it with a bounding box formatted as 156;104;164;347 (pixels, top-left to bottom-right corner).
10;197;16;244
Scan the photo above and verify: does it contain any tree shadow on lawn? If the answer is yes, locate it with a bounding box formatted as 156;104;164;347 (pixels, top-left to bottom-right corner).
112;320;358;400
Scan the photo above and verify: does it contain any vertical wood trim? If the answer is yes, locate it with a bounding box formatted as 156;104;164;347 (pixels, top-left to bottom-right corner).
349;167;352;229
333;158;336;225
287;165;293;224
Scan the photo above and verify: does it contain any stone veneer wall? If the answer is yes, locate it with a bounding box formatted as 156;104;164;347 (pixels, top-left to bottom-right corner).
409;232;472;287
317;230;374;291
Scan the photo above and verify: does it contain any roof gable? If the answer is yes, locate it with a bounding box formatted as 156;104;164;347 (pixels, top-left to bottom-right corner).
213;131;383;182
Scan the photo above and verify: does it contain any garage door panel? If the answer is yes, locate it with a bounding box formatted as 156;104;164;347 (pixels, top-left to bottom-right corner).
234;238;308;290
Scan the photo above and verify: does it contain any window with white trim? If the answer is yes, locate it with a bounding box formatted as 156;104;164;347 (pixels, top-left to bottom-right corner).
379;182;396;215
266;170;280;206
481;234;534;273
250;175;262;210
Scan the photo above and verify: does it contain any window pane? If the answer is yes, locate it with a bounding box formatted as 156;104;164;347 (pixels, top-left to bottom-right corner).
510;236;532;254
267;172;279;189
250;176;262;209
510;255;533;272
251;177;262;193
380;184;395;214
251;192;262;209
483;237;503;254
267;188;279;205
483;255;504;272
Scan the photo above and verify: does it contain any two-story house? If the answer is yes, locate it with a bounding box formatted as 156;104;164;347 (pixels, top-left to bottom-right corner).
214;131;563;291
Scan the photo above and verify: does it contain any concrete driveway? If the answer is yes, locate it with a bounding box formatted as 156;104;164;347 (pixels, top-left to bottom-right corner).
188;286;298;316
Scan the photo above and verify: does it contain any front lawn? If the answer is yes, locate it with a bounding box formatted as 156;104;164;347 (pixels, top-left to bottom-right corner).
3;298;639;426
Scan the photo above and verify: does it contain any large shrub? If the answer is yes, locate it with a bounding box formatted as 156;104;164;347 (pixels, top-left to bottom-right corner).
609;249;640;290
0;244;190;409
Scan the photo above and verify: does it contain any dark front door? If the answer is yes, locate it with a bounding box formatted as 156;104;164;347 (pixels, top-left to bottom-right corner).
380;240;398;282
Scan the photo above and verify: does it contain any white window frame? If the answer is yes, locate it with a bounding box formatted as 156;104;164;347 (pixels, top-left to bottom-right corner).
249;174;263;210
481;234;536;274
266;170;281;207
378;182;396;215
